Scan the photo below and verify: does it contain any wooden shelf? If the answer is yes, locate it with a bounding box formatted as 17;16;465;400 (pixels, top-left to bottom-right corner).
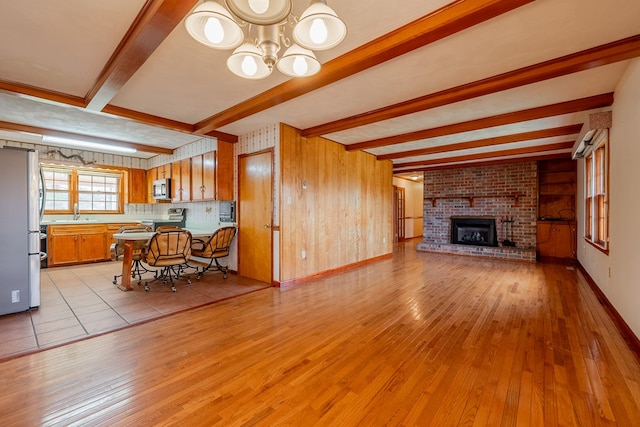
424;194;524;207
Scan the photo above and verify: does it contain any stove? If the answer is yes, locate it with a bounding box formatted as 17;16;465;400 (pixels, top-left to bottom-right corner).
141;208;186;230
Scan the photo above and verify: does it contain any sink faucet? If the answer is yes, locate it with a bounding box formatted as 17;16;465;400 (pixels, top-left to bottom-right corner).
73;203;80;220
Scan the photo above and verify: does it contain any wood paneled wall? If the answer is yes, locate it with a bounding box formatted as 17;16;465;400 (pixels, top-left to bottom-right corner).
279;124;393;282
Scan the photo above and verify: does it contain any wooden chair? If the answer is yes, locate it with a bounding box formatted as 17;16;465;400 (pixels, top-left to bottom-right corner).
189;226;237;279
142;228;192;292
110;225;154;285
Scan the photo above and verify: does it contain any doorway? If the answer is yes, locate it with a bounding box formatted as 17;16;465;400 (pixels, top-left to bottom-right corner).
393;185;406;242
238;150;273;284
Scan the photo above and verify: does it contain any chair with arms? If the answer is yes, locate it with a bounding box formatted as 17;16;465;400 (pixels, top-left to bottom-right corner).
111;225;154;285
142;227;192;292
189;226;237;279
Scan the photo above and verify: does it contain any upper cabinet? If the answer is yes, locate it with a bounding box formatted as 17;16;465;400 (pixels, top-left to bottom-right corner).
142;141;234;204
128;168;147;204
172;158;191;202
216;141;234;201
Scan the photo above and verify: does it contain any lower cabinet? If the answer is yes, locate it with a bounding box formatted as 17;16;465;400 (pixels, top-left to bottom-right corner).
48;225;108;267
537;221;576;260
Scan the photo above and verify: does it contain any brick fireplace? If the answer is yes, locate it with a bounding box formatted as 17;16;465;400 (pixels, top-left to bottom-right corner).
416;162;537;262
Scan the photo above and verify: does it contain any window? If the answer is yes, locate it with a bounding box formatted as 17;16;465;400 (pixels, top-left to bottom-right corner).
43;166;124;214
584;132;608;251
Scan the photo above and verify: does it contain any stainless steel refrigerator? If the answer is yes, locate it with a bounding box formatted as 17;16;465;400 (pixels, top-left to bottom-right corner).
0;147;42;315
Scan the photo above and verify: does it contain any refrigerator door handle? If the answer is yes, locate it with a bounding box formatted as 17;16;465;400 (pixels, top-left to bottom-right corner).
39;167;46;221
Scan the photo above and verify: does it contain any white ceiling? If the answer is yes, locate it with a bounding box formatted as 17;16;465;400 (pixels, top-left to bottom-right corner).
0;0;639;171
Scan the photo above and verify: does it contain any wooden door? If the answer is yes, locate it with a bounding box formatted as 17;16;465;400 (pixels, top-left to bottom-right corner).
239;151;272;284
397;186;406;241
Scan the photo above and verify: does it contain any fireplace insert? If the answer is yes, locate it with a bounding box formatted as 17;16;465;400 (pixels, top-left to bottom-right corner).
450;217;498;247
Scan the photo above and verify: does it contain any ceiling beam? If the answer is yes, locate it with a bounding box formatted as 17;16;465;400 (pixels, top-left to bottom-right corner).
396;152;571;172
348;93;613;151
394;141;573;169
0;120;173;155
0;82;86;108
377;124;582;160
85;0;200;111
303;33;640;138
193;0;535;134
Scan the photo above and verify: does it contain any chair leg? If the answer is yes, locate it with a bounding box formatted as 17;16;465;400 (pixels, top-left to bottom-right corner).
144;264;191;292
214;258;229;279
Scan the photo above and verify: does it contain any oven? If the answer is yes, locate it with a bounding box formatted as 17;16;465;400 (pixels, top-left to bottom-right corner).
141;208;186;230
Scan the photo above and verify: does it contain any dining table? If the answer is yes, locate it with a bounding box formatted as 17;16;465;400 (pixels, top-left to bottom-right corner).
112;227;215;291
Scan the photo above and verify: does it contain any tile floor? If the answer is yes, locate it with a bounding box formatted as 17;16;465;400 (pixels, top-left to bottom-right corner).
0;261;270;360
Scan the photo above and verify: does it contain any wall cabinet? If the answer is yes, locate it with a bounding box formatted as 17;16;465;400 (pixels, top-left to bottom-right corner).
128;168;147;204
171;158;191;202
147;167;158;203
142;142;234;203
191;151;215;201
49;225;108;267
216;141;234;201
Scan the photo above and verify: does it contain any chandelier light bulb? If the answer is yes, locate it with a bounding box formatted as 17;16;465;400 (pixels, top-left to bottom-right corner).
248;0;269;14
309;18;328;45
204;17;224;44
292;56;308;76
241;55;258;76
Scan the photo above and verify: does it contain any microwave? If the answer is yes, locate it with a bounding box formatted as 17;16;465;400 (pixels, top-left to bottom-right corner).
152;178;172;200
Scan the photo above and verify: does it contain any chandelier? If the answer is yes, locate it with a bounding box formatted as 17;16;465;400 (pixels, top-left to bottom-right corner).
185;0;347;79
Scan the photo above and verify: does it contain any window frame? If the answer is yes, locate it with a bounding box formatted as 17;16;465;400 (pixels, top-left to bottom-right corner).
42;164;125;215
583;131;609;253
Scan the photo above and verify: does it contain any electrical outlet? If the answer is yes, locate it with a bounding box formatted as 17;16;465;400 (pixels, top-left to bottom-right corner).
301;250;306;259
11;290;19;303
383;237;386;243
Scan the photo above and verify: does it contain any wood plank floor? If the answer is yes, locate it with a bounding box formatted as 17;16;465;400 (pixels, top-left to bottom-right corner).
1;242;639;426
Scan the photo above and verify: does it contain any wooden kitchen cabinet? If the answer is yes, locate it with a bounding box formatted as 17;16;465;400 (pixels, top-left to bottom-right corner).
191;143;234;201
48;224;108;267
537;221;576;260
216;141;234;201
147;167;158;203
191;151;215;201
128;168;147;204
172;158;191;202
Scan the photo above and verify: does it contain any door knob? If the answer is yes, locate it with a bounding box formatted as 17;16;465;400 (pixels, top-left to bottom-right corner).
264;224;271;228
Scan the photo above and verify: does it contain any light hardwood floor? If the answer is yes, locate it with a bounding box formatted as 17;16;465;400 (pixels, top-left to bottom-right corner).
1;242;639;426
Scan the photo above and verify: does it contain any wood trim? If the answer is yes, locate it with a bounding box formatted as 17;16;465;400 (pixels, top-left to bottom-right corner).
377;124;583;160
0;81;86;108
85;0;200;111
101;104;195;133
394;141;574;168
350;94;613;151
302;33;640;138
0;120;173;155
576;262;640;359
101;105;239;142
396;152;571;172
276;253;393;289
193;0;534;134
